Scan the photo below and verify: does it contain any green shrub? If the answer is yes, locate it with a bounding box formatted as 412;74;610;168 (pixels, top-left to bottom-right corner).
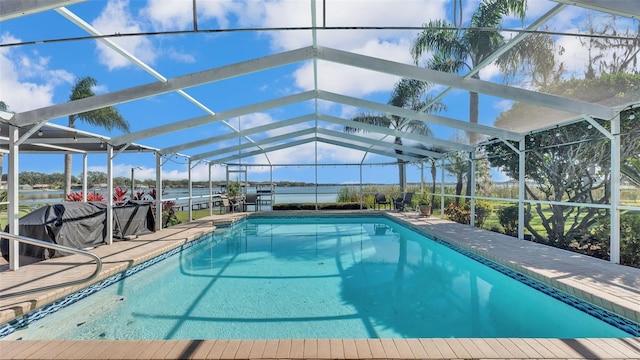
444;201;493;227
337;187;361;203
579;213;640;268
444;203;471;224
474;200;493;228
498;205;519;237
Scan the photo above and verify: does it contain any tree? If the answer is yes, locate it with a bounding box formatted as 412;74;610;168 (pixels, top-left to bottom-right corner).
484;75;640;247
65;77;130;196
345;78;444;192
411;0;540;198
411;0;527;145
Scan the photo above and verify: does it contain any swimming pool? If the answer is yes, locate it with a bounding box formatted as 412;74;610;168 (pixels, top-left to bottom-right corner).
3;216;638;340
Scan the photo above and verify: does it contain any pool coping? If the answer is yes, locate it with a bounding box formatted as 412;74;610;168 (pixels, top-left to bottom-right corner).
1;210;639;359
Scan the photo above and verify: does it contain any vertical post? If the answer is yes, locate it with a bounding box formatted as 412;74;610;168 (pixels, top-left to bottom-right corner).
82;153;88;202
359;164;363;210
208;163;213;217
315;143;318;210
130;167;135;193
155;152;162;231
188;159;193;222
106;145;114;245
440;158;445;219
420;162;424;194
470;150;476;228
8;126;19;270
518;138;526;240
610;114;621;263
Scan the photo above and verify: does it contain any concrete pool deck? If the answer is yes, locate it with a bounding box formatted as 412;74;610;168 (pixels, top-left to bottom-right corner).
0;211;639;359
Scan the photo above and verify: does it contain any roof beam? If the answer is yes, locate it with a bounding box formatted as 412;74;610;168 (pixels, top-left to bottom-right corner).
551;0;639;19
317;114;473;152
13;46;315;127
209;138;313;164
318;90;520;141
317;137;420;162
112;91;316;146
0;0;85;21
316;46;614;120
190;128;316;161
316;128;442;158
161;114;316;154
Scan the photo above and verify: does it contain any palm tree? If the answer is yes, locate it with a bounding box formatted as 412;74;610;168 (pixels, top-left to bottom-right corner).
345;78;444;192
65;77;130;196
411;0;528;197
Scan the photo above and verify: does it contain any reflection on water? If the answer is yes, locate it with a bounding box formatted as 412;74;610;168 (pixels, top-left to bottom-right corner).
9;217;632;340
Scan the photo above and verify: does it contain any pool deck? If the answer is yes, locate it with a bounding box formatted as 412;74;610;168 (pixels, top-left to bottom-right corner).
1;210;639;359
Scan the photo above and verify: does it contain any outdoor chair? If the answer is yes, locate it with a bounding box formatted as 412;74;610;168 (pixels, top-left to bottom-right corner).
394;192;414;211
243;193;258;212
220;195;239;213
374;193;391;210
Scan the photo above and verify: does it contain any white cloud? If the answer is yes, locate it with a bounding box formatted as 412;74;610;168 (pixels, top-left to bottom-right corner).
493;99;514;112
141;0;241;30
92;0;157;70
0;34;74;112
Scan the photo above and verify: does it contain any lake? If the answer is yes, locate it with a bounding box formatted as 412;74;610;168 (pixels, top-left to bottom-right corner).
17;185;370;208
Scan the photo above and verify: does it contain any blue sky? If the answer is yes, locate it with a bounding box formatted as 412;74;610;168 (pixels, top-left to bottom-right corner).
0;0;630;184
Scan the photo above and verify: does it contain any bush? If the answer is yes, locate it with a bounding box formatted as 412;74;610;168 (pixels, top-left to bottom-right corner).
498;205;519;237
578;213;640;268
444;201;493;227
65;191;105;202
444;203;471;224
474;200;493;228
337;187;361;203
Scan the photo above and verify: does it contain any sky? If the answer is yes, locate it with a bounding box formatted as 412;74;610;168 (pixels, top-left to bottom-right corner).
0;0;635;185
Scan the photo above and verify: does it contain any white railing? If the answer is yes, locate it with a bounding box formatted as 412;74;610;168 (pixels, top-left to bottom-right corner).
0;232;102;299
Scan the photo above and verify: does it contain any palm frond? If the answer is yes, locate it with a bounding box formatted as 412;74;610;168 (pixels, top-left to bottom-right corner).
345;114;391;134
69;76;98;101
411;19;465;64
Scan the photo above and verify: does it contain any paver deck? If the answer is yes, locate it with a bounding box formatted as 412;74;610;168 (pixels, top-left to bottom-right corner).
1;211;639;359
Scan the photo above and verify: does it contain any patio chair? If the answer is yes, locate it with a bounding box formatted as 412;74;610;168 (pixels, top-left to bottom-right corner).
243;193;258;212
374;193;391;210
220;195;239;213
394;192;414;211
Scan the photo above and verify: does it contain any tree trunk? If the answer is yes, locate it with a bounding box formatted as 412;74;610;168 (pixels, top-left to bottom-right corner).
64;153;73;197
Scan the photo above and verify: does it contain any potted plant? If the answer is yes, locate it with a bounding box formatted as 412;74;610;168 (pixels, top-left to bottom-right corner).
227;181;240;200
416;193;432;216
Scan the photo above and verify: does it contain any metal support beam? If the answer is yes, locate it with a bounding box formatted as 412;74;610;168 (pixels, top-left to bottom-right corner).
318;90;521;141
610;115;621;263
0;0;85;21
155;152;162;231
113;91;316;146
8;126;20;270
82;153;87;202
518;138;526;240
14;47;314;127
317;46;614;120
106;145;114;245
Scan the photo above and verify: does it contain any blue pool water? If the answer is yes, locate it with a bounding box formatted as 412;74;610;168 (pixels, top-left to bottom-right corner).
8;217;636;340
